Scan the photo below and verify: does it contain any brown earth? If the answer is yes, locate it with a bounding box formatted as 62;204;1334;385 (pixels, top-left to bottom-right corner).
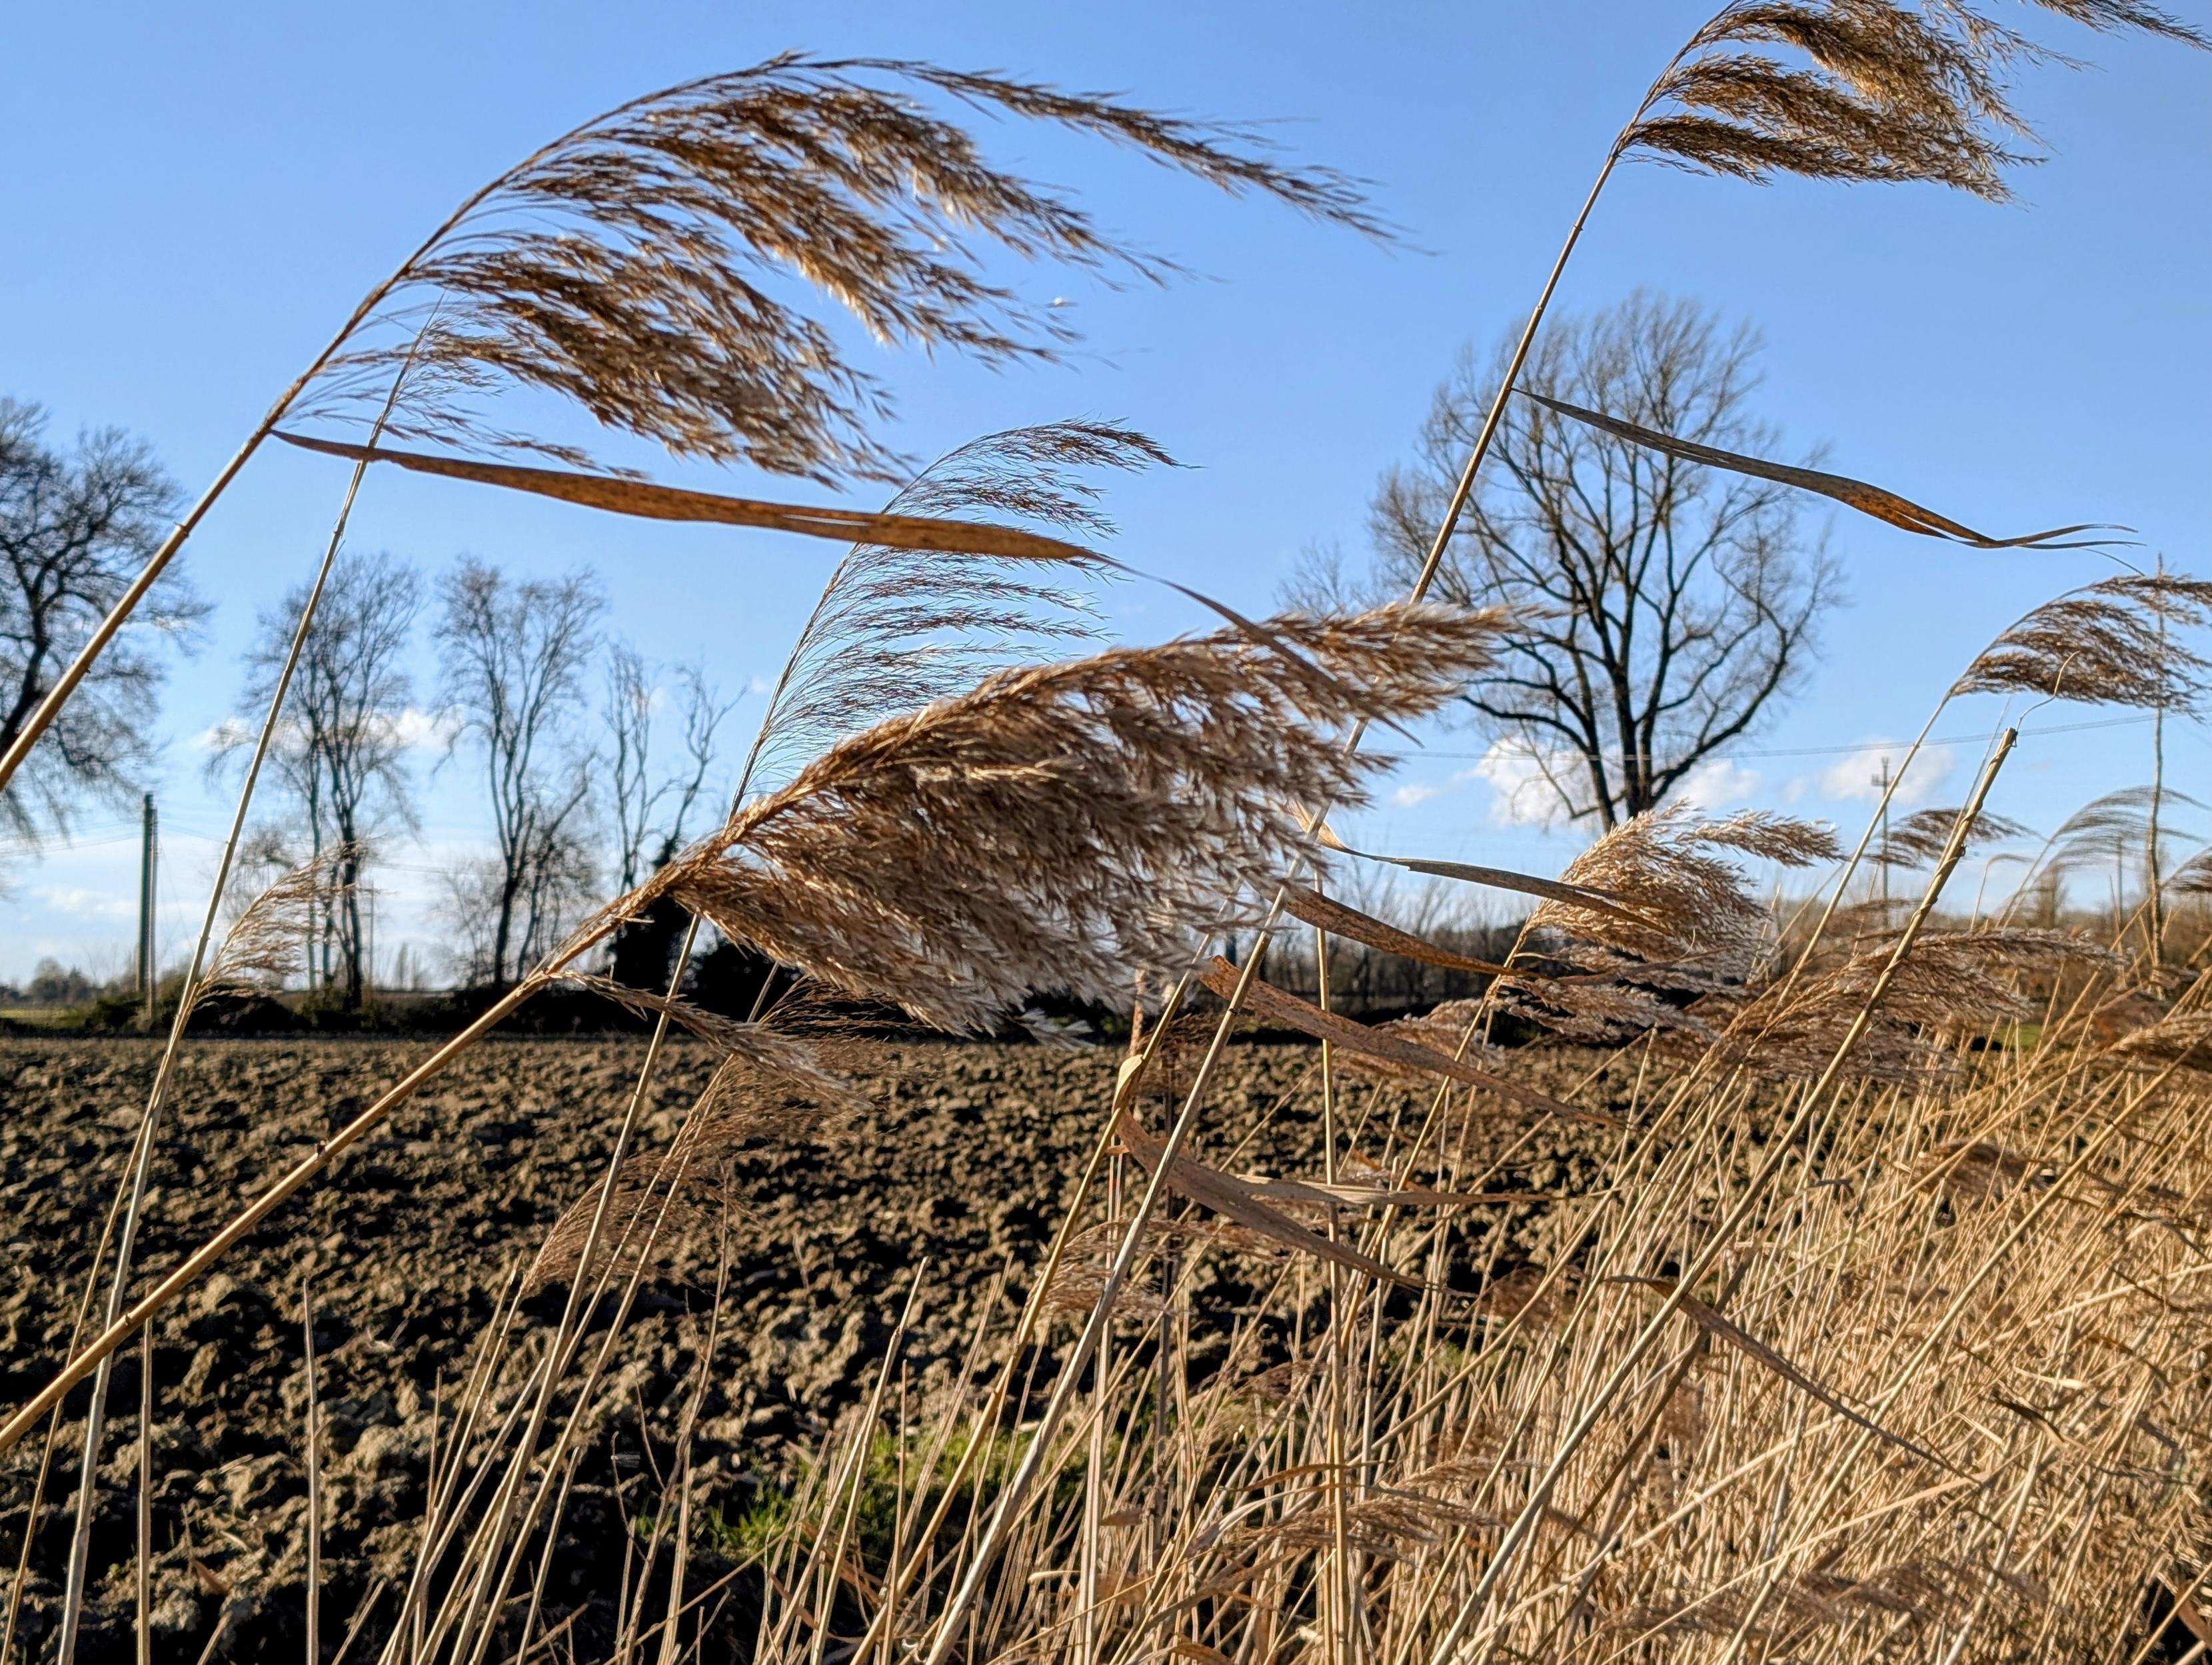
0;1037;1626;1663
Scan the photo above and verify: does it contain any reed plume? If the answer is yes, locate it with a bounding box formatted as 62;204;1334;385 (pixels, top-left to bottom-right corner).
738;419;1172;792
2045;782;2204;875
1530;804;1839;981
0;54;1375;798
1871;804;2033;867
658;603;1508;1033
520;1045;854;1295
1710;924;2115;1081
1625;0;2027;196
301;57;1377;478
194;843;358;1011
1951;572;2212;710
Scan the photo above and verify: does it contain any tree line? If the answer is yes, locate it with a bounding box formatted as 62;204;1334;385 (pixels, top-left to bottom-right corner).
7;292;1841;1005
210;553;736;1007
0;396;735;1007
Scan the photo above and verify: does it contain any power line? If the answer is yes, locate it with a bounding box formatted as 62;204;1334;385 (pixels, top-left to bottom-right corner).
1408;712;2156;765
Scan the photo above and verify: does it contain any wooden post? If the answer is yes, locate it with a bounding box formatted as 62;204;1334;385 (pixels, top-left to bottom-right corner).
137;792;158;1021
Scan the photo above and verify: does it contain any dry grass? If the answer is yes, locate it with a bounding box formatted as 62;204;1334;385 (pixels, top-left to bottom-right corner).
5;5;2211;1665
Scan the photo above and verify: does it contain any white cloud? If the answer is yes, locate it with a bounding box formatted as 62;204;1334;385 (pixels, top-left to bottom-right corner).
1465;740;1581;828
1817;742;1953;809
193;706;458;756
1672;757;1763;811
192;717;253;754
1390;782;1440;809
35;884;135;921
385;706;461;751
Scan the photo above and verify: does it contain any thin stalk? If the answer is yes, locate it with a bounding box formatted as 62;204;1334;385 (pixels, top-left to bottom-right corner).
15;1184;149;1665
2149;561;2168;967
908;141;1636;1662
0;970;551;1460
655;1231;732;1665
443;923;705;1665
513;1448;582;1665
807;1272;926;1665
135;1317;153;1665
920;944;1281;1665
51;425;385;1665
1316;923;1350;1665
305;1281;323;1665
1430;728;2019;1662
849;1094;1132;1665
914;63;1699;1656
1400;149;1622;610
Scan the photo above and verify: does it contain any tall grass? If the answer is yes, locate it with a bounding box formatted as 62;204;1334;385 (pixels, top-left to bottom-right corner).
4;3;2211;1664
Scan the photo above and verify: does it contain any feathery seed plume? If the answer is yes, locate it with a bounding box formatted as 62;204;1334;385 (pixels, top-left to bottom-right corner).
661;603;1508;1033
1951;573;2212;712
303;57;1379;479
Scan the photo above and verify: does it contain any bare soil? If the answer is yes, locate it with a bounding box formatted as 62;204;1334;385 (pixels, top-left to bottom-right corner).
0;1037;1623;1662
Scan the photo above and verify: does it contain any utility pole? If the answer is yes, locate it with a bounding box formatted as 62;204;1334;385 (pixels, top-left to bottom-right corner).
136;792;158;1022
1875;758;1892;914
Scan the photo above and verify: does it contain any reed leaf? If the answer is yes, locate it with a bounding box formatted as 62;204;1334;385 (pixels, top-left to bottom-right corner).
1276;883;1514;977
1523;391;2117;548
1306;821;1646;925
273;432;1104;563
1610;1275;1943;1463
1110;1107;1419;1288
1195;957;1616;1126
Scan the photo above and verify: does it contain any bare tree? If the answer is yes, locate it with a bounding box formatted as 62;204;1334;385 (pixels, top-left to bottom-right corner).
216;550;423;1005
436;558;604;986
604;644;733;893
602;644;736;992
1354;292;1838;828
0;400;201;837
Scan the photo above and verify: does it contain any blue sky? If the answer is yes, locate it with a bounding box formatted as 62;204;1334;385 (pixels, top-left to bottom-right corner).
1;2;2206;983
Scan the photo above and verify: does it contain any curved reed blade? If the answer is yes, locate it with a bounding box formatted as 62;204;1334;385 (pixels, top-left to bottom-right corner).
1609;1276;1944;1465
1196;957;1617;1127
1277;883;1514;977
274;433;1103;564
1127;577;1429;742
1522;393;2120;549
1110;1107;1420;1288
1308;822;1646;927
1236;1175;1546;1208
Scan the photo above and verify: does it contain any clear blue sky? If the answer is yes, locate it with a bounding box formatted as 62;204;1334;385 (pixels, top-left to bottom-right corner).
1;2;2205;983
